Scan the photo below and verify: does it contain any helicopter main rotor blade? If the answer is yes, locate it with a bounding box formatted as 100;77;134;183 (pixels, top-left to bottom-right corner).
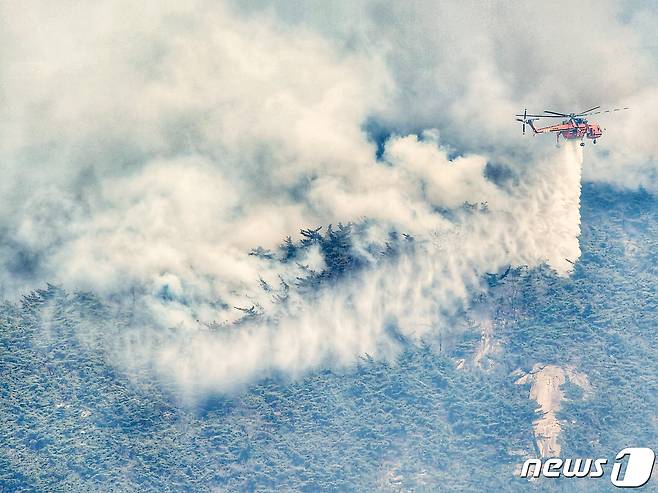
577;105;600;115
515;113;564;118
585;107;630;116
544;110;569;117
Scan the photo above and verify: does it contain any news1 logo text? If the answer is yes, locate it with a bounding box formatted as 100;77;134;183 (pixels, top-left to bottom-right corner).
520;448;655;488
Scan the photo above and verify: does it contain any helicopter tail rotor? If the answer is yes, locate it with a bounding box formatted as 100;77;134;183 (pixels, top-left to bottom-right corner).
515;109;540;135
517;109;527;134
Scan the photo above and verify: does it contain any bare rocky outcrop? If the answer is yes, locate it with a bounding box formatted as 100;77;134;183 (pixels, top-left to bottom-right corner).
515;364;590;457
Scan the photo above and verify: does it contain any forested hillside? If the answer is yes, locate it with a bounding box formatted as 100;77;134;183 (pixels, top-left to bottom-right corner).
1;183;656;492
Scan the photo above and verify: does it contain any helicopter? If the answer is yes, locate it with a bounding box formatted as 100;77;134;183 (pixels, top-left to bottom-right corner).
516;105;629;146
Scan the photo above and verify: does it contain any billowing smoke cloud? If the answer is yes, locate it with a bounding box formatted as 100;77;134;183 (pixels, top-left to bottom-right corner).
0;0;651;393
232;0;658;188
150;142;584;394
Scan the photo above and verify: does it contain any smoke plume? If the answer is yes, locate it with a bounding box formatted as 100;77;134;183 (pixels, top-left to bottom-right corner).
0;0;651;393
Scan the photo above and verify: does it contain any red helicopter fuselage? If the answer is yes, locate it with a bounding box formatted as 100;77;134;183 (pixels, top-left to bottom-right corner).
527;118;602;142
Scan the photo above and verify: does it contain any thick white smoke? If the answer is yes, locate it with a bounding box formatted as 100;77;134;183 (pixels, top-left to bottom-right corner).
232;0;658;190
0;0;647;394
115;141;584;394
